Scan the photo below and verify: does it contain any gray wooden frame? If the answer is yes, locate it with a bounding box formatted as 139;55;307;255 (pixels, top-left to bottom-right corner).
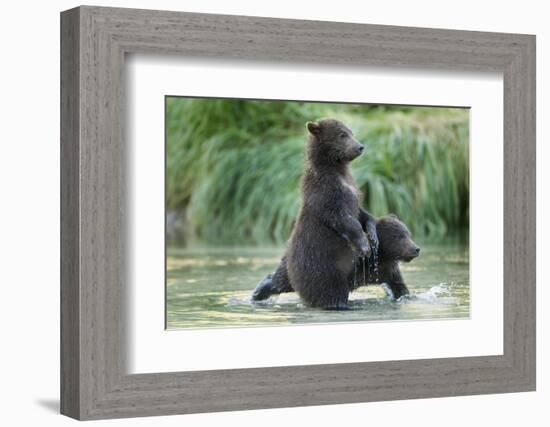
60;5;536;421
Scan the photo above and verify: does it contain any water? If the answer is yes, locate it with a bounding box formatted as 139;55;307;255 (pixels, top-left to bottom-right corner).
166;244;469;329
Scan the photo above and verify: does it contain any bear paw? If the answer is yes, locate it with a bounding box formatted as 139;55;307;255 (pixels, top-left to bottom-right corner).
324;301;349;310
251;274;274;301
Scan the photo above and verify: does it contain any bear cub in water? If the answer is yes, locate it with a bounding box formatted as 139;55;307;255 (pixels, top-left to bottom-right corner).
257;118;380;309
252;214;420;303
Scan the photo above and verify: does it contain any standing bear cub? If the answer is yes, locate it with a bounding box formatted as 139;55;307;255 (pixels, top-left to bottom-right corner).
263;118;379;309
252;214;420;303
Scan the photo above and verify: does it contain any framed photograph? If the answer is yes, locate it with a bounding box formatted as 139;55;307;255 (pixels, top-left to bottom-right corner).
60;5;536;420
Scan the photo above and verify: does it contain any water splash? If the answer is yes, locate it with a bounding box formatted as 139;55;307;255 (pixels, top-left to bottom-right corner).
235;292;303;308
381;283;394;299
229;295;254;306
398;283;459;305
372;249;379;283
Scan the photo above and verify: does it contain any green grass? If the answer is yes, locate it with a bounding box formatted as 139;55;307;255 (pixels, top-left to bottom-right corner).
166;98;469;246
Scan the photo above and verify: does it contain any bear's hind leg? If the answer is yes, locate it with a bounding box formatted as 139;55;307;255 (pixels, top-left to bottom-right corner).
251;274;276;301
387;282;409;300
308;271;350;310
379;263;410;300
251;256;293;301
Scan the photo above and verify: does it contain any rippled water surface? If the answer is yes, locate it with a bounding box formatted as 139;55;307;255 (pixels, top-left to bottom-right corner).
166;244;469;329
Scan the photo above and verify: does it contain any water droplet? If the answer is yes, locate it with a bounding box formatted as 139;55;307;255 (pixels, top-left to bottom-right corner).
362;256;366;286
353;253;357;288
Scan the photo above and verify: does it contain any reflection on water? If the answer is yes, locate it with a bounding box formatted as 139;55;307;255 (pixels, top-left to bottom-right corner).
166;244;469;329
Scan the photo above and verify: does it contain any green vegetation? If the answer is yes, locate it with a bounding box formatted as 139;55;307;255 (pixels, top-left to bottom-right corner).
166;97;469;246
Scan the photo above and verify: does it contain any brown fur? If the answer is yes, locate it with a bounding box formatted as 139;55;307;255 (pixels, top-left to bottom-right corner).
283;118;372;309
350;215;420;298
252;215;420;303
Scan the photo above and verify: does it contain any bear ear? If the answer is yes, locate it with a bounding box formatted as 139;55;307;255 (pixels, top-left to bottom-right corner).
388;213;400;220
306;121;320;136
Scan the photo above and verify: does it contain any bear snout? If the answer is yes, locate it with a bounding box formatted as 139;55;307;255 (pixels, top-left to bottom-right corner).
401;244;420;262
351;144;364;158
408;245;420;258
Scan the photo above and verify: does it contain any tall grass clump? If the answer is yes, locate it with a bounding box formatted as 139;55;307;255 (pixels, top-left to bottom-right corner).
350;108;469;239
166;97;469;246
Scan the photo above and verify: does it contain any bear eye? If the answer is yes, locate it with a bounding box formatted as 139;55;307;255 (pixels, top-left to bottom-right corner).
339;132;347;139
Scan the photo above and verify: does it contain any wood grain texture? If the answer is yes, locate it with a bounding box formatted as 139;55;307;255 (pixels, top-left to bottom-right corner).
60;5;536;420
60;7;80;419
